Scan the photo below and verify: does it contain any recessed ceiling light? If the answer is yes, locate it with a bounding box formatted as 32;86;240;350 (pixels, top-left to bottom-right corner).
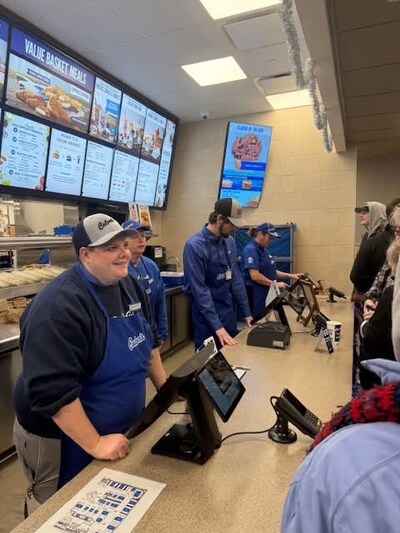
266;89;311;110
181;56;247;86
199;0;282;20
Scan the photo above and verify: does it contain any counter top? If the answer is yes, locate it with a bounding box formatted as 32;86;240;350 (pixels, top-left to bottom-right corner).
11;301;353;533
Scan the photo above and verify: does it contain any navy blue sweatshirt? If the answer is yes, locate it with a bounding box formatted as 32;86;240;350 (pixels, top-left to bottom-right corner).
13;265;161;438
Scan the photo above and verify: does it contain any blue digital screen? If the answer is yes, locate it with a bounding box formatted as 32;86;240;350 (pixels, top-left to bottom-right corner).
218;121;272;208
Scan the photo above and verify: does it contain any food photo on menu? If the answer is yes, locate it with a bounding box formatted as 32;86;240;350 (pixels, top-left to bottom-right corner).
0;19;9;96
89;78;121;144
141;110;166;164
117;94;146;157
6;28;94;133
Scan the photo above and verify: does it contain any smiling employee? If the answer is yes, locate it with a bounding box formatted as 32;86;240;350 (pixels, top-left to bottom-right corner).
122;219;168;343
242;223;302;316
12;214;166;511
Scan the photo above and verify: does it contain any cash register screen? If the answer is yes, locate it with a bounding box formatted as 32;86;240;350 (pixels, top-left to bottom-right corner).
196;351;245;422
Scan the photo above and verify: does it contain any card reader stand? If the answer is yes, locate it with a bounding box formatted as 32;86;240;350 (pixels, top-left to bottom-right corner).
151;379;222;464
268;414;297;444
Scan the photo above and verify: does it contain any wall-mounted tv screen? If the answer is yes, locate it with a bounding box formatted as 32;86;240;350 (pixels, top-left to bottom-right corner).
7;28;94;133
109;149;139;203
46;129;86;196
218;121;272;208
0;111;49;190
0;8;179;209
81;140;113;200
89;77;121;144
0;19;9;97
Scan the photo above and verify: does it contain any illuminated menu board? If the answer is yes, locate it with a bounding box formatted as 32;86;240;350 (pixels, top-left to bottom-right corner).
135;159;159;205
109;150;139;202
117;94;146;157
0;111;49;190
81;141;113;200
154;120;175;207
141;109;166;165
46;129;86;196
0;19;9;96
6;28;94;133
89;78;121;144
0;15;178;208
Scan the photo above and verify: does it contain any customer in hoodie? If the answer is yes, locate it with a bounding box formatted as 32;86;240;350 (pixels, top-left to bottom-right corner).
350;201;390;299
281;206;400;533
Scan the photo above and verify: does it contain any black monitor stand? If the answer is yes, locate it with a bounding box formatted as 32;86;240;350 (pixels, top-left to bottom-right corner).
151;380;222;465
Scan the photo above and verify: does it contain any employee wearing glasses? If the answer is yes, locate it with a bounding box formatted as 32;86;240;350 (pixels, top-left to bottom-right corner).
122;220;168;343
241;223;302;316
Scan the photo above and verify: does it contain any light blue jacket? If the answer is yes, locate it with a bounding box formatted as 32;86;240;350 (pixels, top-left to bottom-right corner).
281;358;400;533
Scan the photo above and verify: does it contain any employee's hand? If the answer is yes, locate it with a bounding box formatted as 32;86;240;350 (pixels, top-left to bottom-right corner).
277;281;288;290
244;316;253;328
290;273;303;280
92;434;130;461
215;327;238;347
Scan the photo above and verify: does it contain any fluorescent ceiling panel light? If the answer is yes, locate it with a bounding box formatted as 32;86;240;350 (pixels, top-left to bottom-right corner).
182;56;246;86
266;89;311;110
199;0;282;20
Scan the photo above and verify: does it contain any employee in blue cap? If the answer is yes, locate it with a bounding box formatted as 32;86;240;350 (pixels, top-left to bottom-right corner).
183;198;252;350
122;220;168;343
241;223;302;316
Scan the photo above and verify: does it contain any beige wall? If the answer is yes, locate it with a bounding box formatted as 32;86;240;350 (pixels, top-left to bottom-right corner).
356;155;400;242
162;106;357;293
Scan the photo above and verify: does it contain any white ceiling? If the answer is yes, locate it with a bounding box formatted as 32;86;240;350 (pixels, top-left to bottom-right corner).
0;0;309;123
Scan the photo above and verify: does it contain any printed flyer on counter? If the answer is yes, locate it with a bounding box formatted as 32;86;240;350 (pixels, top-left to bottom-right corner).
0;111;49;190
6;28;94;132
46;129;87;196
219;122;272;208
35;468;166;533
117;94;146;157
89;77;122;144
0;19;9;96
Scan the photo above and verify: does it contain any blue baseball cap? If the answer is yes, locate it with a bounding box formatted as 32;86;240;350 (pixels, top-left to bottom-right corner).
122;219;152;236
256;222;281;238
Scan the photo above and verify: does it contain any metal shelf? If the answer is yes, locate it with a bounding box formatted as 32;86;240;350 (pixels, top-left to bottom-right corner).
0;282;48;300
0;236;72;250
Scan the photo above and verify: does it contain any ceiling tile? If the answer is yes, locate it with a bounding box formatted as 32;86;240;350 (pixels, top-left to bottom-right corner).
108;0;211;37
333;0;400;32
346;92;400;117
40;0;144;54
237;42;307;78
125;67;196;94
0;0;95;22
224;13;284;51
343;64;400;98
338;20;400;71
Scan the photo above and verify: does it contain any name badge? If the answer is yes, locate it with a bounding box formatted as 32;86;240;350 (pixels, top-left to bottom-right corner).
146;288;152;295
225;269;232;280
128;302;142;313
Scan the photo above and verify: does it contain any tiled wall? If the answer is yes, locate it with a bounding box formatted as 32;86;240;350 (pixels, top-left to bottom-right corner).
162;106;357;293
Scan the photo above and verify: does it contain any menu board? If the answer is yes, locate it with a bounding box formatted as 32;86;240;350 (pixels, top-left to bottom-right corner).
81;141;113;200
46;129;87;196
89;78;121;144
154;120;175;208
218;121;272;208
109;150;139;203
117;94;146;157
0;111;49;190
0;20;9;96
135;159;159;205
141;109;166;164
6;28;94;133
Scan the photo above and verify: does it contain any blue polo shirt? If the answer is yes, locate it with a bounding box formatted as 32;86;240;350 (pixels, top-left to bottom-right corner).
241;239;277;286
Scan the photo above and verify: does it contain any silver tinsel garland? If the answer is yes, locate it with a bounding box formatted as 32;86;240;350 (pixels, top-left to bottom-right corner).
279;0;333;153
